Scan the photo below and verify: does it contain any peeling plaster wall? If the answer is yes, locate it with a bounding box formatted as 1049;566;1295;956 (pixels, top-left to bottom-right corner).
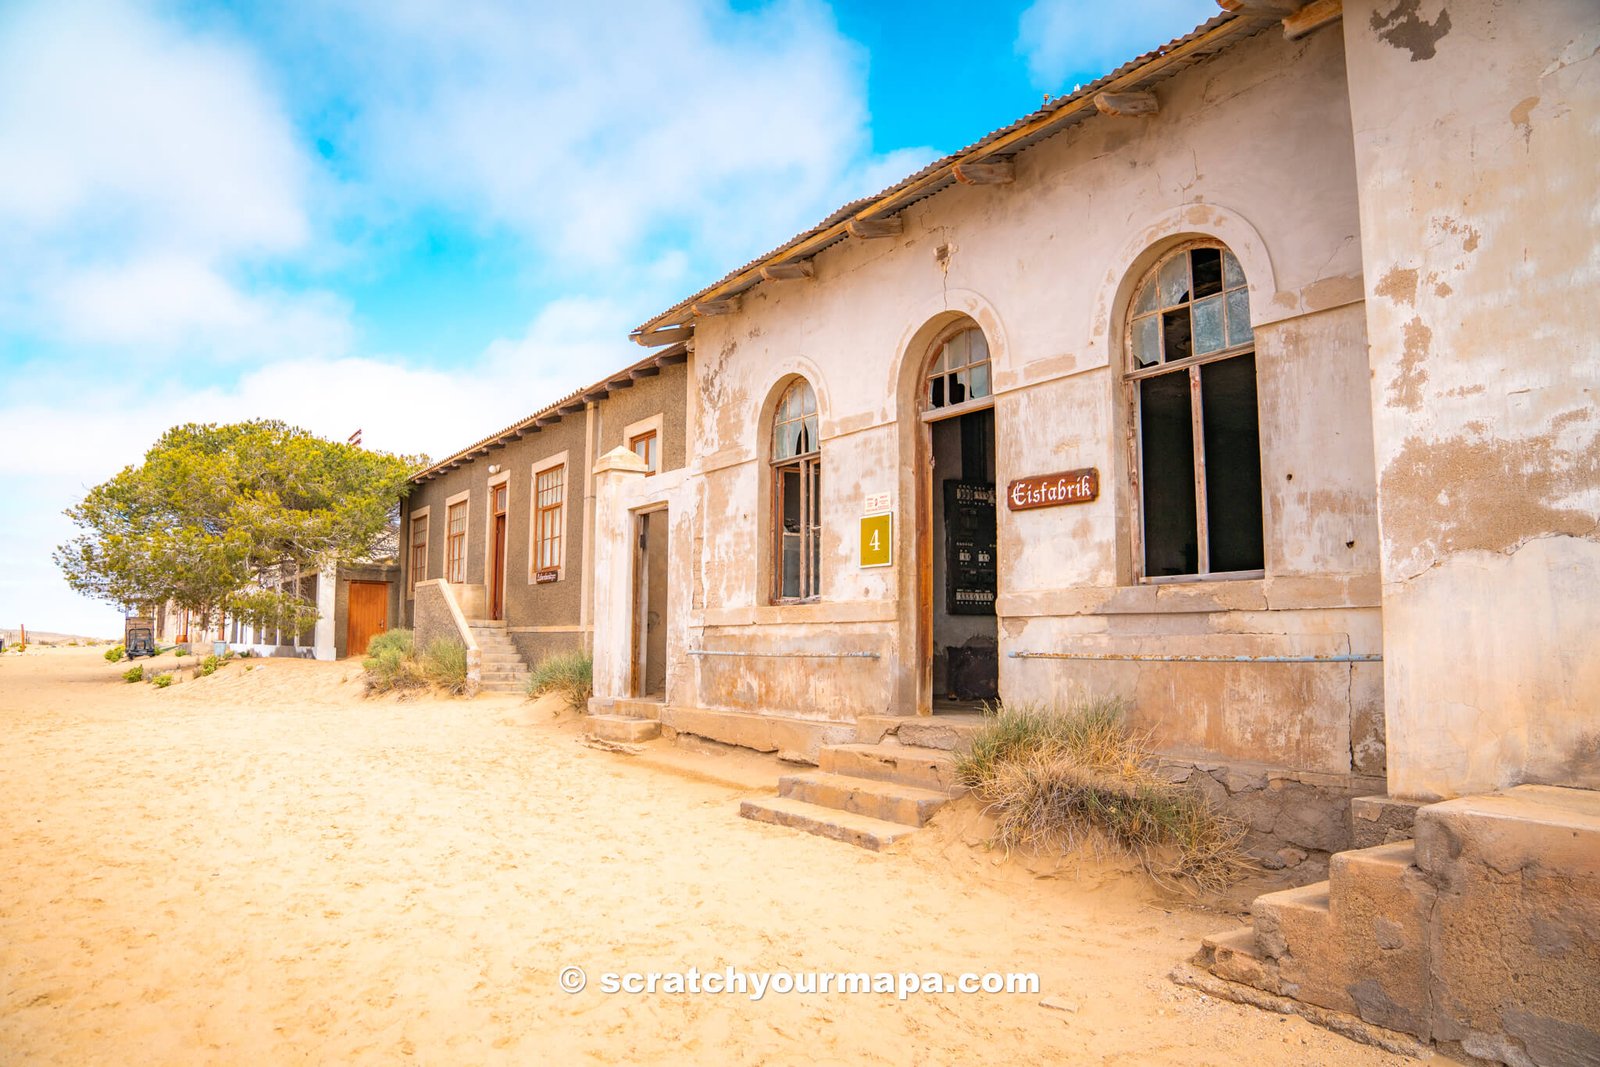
676;24;1385;783
1343;0;1600;798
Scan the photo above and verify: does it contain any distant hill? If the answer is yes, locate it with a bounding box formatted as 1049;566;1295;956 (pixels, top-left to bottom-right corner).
0;629;118;646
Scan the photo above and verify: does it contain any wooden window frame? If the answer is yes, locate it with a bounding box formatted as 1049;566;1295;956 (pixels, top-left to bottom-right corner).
407;506;430;599
1124;239;1263;584
769;378;822;604
629;429;659;474
924;324;994;413
532;458;566;582
444;494;469;584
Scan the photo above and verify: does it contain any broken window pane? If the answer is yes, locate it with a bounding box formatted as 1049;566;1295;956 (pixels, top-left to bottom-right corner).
968;330;989;363
1201;354;1264;572
1140;371;1199;576
1226;288;1253;347
1133;314;1160;367
1134;278;1158;316
1223;249;1246;290
970;360;990;398
930;376;946;408
1193;294;1225;355
1162;308;1192;362
1158;254;1189;307
1191;248;1223;298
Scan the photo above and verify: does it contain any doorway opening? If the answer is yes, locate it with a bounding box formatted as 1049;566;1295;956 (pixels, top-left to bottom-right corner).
918;325;998;712
489;482;508;621
631;508;669;699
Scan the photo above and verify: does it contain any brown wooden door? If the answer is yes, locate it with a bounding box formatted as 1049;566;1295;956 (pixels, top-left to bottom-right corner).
347;581;389;657
490;484;508;621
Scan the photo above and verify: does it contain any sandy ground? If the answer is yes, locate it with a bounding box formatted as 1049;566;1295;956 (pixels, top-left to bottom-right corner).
0;647;1431;1065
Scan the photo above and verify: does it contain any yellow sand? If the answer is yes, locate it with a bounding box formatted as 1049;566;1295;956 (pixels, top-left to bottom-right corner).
0;647;1420;1065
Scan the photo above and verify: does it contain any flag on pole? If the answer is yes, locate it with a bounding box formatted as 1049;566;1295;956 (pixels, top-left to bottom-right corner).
348;429;362;446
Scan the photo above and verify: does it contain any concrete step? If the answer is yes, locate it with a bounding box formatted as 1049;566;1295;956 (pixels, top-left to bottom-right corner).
480;653;526;665
739;796;918;852
818;743;966;794
480;673;529;684
778;771;954;827
480;682;528;694
586;715;661;743
1195;927;1280;993
610;697;665;721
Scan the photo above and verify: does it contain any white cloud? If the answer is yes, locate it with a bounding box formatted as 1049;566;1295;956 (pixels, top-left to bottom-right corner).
1015;0;1220;90
0;0;334;354
318;0;909;269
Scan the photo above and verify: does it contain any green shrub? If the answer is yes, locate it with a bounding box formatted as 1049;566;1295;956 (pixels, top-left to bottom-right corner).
363;628;425;694
122;665;144;683
105;645;126;662
526;651;593;713
421;638;469;695
152;673;174;689
957;698;1247;892
200;654;221;676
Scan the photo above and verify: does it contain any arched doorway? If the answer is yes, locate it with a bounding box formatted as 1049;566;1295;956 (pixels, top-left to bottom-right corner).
916;323;998;710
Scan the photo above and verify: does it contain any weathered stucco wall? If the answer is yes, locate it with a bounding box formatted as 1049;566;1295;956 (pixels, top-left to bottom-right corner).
677;22;1384;788
1343;0;1600;799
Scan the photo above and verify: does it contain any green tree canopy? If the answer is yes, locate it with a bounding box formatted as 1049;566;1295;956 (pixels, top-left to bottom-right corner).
56;420;425;633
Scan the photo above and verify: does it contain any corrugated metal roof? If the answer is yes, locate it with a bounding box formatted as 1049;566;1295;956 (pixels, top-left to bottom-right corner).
410;341;689;483
631;10;1274;342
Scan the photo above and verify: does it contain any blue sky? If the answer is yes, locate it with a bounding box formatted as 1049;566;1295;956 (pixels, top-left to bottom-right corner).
0;0;1219;635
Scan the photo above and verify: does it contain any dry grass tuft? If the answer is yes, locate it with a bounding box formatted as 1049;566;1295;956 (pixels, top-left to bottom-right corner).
956;699;1249;892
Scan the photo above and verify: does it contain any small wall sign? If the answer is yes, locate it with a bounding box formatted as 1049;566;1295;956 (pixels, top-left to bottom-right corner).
864;490;891;513
1007;468;1100;511
859;513;893;568
534;568;560;584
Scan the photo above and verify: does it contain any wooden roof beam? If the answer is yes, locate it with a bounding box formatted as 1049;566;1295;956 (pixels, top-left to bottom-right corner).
534;413;561;427
631;323;693;348
691;297;741;316
847;216;902;239
1283;0;1340;38
759;261;815;281
1218;0;1308;14
630;365;662;379
1093;91;1159;117
952;161;1014;185
656;350;689;368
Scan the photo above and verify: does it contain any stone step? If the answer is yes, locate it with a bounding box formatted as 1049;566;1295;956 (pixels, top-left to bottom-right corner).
1249;880;1348;1015
480;672;529;684
480;682;528;694
587;714;661;743
739;796;918;852
778;771;954;827
1195;927;1280;993
480;653;526;665
818;743;966;794
1322;839;1434;1035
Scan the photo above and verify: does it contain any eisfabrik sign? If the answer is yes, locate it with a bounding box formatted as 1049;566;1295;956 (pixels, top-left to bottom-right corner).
1007;468;1099;511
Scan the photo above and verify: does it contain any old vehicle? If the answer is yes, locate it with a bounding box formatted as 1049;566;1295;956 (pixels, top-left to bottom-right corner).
123;617;156;659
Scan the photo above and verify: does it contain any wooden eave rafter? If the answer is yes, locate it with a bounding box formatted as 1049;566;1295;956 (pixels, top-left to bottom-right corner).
629;11;1268;348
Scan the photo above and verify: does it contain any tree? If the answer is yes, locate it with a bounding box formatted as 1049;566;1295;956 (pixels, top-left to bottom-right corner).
56;420;425;635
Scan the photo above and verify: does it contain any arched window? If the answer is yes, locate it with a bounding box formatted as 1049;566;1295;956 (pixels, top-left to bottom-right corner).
1126;242;1263;579
925;327;992;411
771;378;821;601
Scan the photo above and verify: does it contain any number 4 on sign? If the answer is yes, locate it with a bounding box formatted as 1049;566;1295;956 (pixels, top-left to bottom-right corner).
860;513;892;568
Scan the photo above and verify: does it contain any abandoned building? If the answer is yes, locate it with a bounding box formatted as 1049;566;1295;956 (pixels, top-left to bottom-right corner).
397;1;1597;1061
400;345;688;693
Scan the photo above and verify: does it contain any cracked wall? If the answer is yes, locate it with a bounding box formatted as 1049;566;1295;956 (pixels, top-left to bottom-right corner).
1343;0;1600;798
